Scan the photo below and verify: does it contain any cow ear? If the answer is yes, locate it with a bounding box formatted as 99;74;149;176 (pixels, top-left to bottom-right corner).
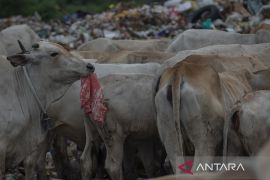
6;54;29;67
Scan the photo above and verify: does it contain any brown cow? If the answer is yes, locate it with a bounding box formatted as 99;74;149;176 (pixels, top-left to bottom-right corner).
71;50;175;64
78;38;171;52
154;54;270;173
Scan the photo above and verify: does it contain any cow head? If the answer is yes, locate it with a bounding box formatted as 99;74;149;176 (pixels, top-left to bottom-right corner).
6;41;95;110
7;41;94;83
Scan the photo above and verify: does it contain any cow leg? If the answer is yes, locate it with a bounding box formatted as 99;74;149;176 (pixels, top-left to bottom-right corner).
52;136;77;179
24;150;48;180
81;119;97;180
35;148;49;180
0;144;6;180
123;140;138;180
155;87;183;173
81;141;96;180
24;133;52;180
104;132;125;180
137;140;157;177
24;151;39;180
185;116;219;173
138;140;166;178
52;135;66;178
192;143;216;173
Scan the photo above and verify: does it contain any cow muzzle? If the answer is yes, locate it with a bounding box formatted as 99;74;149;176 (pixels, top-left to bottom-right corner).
86;63;95;73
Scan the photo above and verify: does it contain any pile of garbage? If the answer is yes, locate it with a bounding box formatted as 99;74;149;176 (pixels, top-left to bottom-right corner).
0;0;269;49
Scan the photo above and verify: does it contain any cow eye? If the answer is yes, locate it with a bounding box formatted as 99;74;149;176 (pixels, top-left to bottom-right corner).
50;52;59;57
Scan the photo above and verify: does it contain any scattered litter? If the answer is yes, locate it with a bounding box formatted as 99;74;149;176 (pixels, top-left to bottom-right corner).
0;0;269;49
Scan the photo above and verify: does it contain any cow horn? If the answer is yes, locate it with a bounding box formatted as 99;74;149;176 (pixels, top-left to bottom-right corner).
17;40;27;53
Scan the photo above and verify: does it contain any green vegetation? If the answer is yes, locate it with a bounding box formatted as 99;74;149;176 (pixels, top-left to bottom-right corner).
0;0;147;20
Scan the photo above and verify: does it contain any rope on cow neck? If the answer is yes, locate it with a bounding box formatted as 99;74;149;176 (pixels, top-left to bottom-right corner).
23;66;53;131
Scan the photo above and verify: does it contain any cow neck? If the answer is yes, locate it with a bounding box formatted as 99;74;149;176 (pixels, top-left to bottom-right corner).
13;65;74;130
22;66;47;115
8;66;47;166
13;66;44;130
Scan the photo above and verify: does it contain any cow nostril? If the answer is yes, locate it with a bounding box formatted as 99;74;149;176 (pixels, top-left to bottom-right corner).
86;63;95;72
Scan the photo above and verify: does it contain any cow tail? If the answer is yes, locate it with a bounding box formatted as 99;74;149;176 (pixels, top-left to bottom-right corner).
222;113;229;162
172;74;184;158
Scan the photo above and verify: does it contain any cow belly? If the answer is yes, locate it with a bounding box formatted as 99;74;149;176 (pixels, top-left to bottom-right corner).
0;104;26;139
101;74;156;138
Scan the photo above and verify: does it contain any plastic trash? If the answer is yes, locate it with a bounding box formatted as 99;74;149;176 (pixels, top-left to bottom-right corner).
202;18;214;29
245;0;263;15
176;1;193;12
164;0;183;7
0;1;266;49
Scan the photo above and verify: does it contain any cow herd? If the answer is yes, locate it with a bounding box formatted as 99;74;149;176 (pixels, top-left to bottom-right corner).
1;25;270;180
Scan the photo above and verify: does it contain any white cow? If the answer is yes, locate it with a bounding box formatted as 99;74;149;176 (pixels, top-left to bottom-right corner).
93;63;160;77
83;73;163;180
166;29;270;53
78;38;171;52
25;63;161;179
231;90;270;155
0;41;94;179
163;43;270;69
0;24;40;56
0;38;7;55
